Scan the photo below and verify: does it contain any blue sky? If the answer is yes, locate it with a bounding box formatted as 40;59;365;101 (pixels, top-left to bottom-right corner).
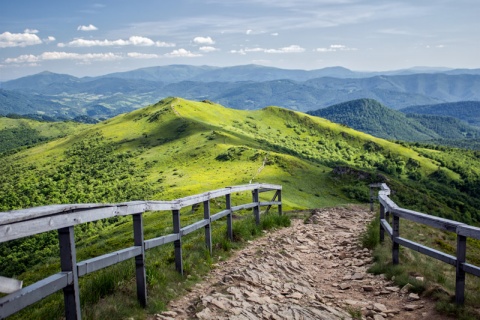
1;0;479;80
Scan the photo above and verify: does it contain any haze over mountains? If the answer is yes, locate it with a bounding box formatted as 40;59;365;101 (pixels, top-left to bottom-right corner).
1;64;480;120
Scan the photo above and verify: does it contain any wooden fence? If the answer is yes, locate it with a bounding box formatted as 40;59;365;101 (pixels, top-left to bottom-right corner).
370;183;480;305
0;183;282;320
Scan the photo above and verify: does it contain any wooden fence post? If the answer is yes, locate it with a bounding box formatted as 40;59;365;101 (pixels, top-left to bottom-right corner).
204;200;212;255
172;209;183;275
392;214;399;265
58;226;81;320
278;190;283;216
370;186;374;212
379;204;385;243
252;188;260;225
132;213;147;307
226;194;233;241
455;234;467;305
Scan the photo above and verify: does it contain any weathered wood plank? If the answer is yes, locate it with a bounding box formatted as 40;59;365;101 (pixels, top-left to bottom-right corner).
210;209;231;222
396;237;457;266
144;233;179;250
259;201;281;207
175;189;231;208
0;207;119;243
231;203;257;212
463;263;480;277
258;183;282;191
380;219;393;238
457;225;480;239
393;207;464;232
181;219;209;236
0;203;116;226
378;194;397;212
0;272;70;319
117;202;147;215
77;247;142;277
146;201;176;211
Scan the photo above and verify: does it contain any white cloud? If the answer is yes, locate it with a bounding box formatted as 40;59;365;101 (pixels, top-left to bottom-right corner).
5;51;123;64
199;46;218;52
165;48;202;57
58;36;175;47
265;45;305;53
77;24;98;31
127;52;160;59
271;33;279;36
44;36;56;43
5;54;39;63
246;29;253;35
24;29;39;34
230;49;246;55
193;36;215;45
232;45;305;54
0;31;42;48
315;44;357;52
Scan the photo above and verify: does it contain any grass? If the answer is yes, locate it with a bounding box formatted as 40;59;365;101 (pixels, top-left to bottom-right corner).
362;205;480;320
8;208;292;320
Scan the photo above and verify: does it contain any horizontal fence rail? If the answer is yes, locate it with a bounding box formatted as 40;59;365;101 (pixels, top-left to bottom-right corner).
370;183;480;305
0;183;282;320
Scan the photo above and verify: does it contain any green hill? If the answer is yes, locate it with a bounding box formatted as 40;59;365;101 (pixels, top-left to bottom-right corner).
0;115;91;154
2;97;480;319
308;98;480;142
308;98;437;141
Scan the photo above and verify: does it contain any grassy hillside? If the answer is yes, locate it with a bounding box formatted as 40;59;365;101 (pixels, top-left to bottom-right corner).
0;116;91;154
2;97;480;215
2;97;480;319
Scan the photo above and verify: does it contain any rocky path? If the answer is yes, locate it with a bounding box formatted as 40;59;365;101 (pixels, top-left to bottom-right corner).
152;206;451;320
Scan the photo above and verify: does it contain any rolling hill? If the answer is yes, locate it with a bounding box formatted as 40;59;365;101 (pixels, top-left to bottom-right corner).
0;115;92;154
1;97;480;219
307;98;480;142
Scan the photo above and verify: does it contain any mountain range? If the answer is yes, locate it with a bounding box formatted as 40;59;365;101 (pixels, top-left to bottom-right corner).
1;65;480;119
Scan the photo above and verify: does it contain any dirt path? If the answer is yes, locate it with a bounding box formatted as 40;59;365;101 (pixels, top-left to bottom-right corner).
151;206;452;320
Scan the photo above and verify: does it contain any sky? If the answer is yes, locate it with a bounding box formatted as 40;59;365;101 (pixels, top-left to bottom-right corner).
0;0;479;81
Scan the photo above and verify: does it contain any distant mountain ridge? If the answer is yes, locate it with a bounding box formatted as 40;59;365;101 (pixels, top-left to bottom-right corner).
1;65;480;120
401;101;480;128
308;98;480;142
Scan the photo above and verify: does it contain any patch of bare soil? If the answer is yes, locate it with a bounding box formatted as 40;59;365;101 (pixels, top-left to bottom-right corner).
151;206;452;320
